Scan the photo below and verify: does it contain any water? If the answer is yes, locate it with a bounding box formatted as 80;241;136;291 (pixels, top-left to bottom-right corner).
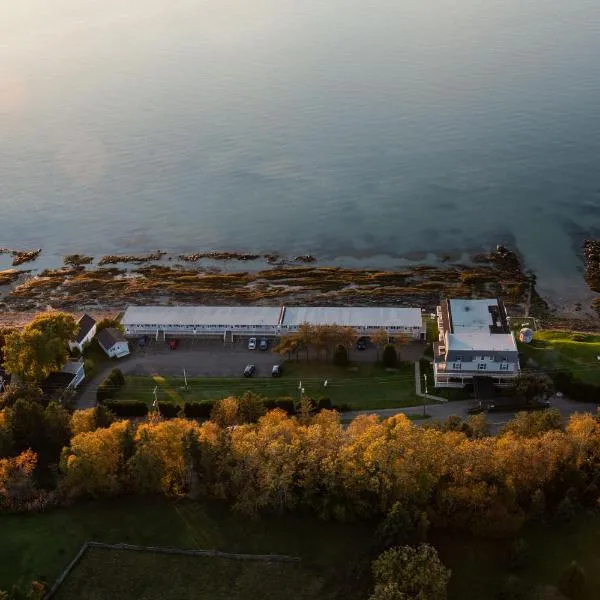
2;0;600;306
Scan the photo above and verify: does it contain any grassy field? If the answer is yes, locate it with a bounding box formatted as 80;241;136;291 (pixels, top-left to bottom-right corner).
54;548;328;600
518;330;600;384
116;361;420;410
438;511;600;600
0;498;372;597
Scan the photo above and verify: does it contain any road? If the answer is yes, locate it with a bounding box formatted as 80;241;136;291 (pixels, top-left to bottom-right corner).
342;396;598;433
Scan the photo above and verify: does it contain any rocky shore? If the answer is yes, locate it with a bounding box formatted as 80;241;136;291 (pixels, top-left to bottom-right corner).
0;247;536;317
582;239;600;316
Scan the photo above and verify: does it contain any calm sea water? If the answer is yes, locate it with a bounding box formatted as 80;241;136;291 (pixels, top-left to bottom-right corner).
2;0;600;304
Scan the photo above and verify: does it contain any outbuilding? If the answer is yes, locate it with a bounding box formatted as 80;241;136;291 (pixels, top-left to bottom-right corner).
98;328;130;358
69;314;97;353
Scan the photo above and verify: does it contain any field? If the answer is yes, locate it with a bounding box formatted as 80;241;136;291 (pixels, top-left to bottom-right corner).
518;330;600;384
0;498;372;598
116;362;420;410
438;511;600;600
53;547;327;600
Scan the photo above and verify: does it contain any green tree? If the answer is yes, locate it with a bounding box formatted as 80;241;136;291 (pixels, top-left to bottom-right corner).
0;384;44;410
3;312;77;382
370;544;451;600
515;372;554;405
382;345;398;368
333;344;349;367
95;318;124;334
6;399;45;456
376;502;429;550
42;402;72;462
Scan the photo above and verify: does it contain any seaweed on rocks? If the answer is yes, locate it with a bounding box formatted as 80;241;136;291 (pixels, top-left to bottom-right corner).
583;240;600;293
64;254;94;267
98;251;166;265
0;248;42;266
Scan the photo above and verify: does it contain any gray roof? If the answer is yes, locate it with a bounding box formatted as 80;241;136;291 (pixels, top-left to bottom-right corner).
282;306;422;328
98;327;126;350
122;306;283;327
74;314;96;343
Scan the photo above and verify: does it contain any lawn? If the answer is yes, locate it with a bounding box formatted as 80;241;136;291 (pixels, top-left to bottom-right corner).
54;547;327;600
438;511;600;600
518;330;600;385
115;361;420;410
0;498;373;598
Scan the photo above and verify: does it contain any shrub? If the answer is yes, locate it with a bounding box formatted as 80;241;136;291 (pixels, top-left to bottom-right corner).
263;399;277;411
275;398;296;415
332;402;352;412
157;401;180;418
317;397;333;411
96;369;126;402
508;539;530;571
375;502;429;551
183;400;215;419
333;344;349;367
382;345;398;368
497;575;528;600
103;400;148;417
108;368;125;388
557;561;585;599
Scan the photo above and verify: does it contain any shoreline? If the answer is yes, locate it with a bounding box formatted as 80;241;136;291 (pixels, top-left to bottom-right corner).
0;245;598;327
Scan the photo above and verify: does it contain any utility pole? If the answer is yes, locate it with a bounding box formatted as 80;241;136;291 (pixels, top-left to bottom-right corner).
183;368;188;390
153;386;158;411
423;373;428;417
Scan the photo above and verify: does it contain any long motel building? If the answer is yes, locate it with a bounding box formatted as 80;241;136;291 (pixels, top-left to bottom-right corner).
121;305;425;341
433;298;520;389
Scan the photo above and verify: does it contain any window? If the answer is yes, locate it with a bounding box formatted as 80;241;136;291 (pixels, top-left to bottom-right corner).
454;356;463;362
477;363;487;371
452;363;462;370
499;363;510;371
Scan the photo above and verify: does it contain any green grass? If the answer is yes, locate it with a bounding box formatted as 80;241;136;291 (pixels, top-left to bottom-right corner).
0;498;372;597
54;548;327;600
81;339;113;378
518;330;600;384
438;511;600;600
116;361;420;410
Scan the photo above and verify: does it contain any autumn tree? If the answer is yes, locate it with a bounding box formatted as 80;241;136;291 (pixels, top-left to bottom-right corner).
95;317;124;334
70;406;115;436
375;501;429;550
60;421;132;498
0;449;38;511
500;409;563;438
3;312;78;382
370;544;451;600
333;344;349;367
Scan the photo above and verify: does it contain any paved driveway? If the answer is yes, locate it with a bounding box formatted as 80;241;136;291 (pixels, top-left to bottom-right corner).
342;395;598;434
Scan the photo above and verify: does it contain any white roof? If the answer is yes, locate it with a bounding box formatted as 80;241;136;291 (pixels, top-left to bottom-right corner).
122;306;282;327
447;332;517;353
283;306;422;328
449;299;499;330
62;361;84;374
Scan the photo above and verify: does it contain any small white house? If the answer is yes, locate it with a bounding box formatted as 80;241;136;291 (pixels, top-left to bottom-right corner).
97;328;130;358
69;314;97;353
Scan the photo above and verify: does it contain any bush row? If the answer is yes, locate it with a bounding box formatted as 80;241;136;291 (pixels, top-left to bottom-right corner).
98;397;351;419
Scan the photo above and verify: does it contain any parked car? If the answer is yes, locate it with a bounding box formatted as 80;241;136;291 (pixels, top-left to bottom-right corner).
259;338;268;351
356;337;368;351
169;339;179;350
243;364;256;377
271;364;282;377
138;336;147;347
248;337;257;350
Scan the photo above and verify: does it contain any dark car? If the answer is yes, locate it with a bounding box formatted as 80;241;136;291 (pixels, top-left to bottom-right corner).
138;336;148;347
259;338;269;351
243;364;256;377
169;339;179;350
271;364;282;377
356;337;368;351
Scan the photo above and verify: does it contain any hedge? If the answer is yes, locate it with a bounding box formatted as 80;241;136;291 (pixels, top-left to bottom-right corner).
184;400;216;419
158;402;181;418
552;371;600;403
275;398;296;415
103;400;148;417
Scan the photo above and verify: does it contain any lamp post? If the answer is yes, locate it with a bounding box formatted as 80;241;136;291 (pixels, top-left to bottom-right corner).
423;373;428;417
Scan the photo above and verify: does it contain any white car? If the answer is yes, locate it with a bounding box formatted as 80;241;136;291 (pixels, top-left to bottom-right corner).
248;337;257;350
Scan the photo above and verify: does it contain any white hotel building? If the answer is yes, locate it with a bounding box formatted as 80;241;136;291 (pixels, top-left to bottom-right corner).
433;298;520;388
121;305;424;341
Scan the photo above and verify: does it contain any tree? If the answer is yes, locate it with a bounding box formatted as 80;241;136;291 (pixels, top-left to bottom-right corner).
3;312;77;382
70;406;115;436
370;544;451;600
515;372;554;405
500;409;563;438
95;318;124;334
0;384;43;410
390;333;412;360
372;329;390;361
375;502;429;550
333;344;349;367
6;399;46;456
557;561;585;599
382;345;398;368
0;449;38;511
42;402;72;462
466;413;490;438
